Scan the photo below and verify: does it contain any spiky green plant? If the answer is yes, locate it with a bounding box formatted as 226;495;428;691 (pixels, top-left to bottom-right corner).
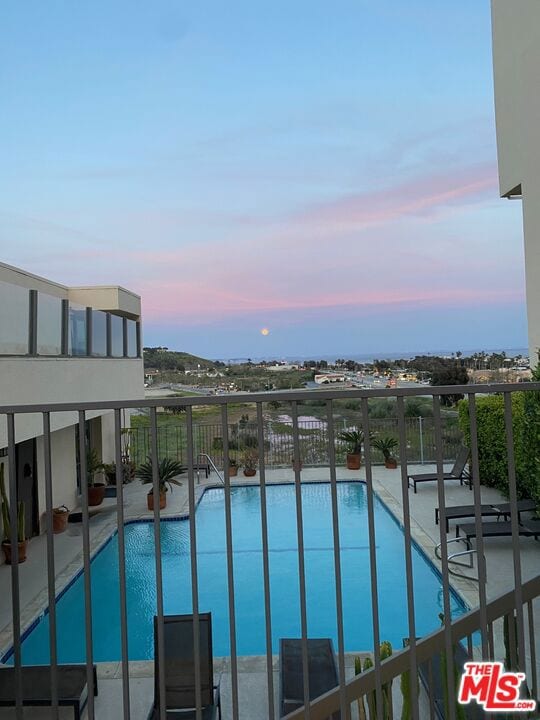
0;464;25;543
372;436;399;462
363;656;376;719
439;614;466;720
380;640;393;718
337;429;370;455
138;457;184;494
86;448;104;487
354;656;367;720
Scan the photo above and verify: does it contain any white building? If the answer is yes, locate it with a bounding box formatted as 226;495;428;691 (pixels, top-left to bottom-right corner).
0;262;144;547
491;0;540;362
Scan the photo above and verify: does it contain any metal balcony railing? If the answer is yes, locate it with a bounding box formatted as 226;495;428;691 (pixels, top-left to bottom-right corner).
0;382;539;720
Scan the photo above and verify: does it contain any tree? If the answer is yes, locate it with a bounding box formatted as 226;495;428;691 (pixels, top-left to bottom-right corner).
430;362;469;406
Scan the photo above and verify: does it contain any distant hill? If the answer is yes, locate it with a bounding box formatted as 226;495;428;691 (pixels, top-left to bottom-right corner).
143;347;219;371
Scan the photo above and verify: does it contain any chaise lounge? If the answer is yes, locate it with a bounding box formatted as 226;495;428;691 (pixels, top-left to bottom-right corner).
408;445;470;493
148;613;221;720
435;499;537;533
279;638;340;719
455;518;540;548
0;664;98;720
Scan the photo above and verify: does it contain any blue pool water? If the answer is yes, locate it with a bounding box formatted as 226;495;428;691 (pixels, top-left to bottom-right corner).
10;483;467;663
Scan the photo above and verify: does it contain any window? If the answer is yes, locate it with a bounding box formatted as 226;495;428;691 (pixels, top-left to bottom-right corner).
69;304;87;356
37;293;62;355
126;319;137;357
110;314;123;357
91;310;107;357
0;281;29;354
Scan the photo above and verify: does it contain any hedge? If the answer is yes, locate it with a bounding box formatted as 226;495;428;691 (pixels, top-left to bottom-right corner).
458;392;540;503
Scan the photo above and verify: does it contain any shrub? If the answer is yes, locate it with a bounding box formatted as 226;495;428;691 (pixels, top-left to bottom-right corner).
458;393;539;501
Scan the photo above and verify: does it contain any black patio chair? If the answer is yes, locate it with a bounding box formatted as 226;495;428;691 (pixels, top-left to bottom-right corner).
0;664;97;720
456;518;540;548
279;638;340;719
435;498;537;533
408;445;471;493
148;613;221;720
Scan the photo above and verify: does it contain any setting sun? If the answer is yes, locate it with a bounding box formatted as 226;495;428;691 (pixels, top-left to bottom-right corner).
260;327;270;336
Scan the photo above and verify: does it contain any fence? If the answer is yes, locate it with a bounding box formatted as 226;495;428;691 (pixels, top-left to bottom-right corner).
1;383;538;720
127;414;463;468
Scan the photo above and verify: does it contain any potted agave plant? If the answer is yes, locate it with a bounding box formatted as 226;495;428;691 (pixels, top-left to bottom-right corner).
242;450;258;477
1;465;27;564
228;453;239;477
373;436;399;469
338;429;372;470
138;457;185;510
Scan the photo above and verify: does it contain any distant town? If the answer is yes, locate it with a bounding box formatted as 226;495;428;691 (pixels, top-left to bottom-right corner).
142;347;531;396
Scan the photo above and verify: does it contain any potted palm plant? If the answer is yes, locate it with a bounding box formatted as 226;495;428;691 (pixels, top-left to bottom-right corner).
87;449;106;506
1;465;27;564
338;429;371;470
373;436;399;469
138;457;185;510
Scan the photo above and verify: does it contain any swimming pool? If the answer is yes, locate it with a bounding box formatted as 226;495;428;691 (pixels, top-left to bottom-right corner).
8;482;467;663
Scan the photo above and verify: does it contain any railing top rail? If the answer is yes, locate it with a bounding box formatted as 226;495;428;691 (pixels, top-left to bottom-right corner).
0;382;539;415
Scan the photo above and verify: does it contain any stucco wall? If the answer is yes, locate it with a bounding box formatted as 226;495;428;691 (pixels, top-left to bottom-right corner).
0;357;144;448
492;0;540;360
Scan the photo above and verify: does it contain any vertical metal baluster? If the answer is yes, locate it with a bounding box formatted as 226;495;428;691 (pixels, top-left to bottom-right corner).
466;634;473;659
503;392;526;671
527;600;537;699
256;402;275;719
396;396;419;720
427;656;436;720
432;396;456;720
186;407;202;720
78;410;95;720
326;400;348;719
360;397;383;715
291;401;310;718
221;404;239;720
150;407;166;720
114;409;130;719
7;414;23;719
468;393;489;659
43;412;59;719
488;622;494;659
507;611;518;670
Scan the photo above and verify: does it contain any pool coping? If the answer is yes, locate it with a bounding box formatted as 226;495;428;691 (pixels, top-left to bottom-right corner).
0;478;476;663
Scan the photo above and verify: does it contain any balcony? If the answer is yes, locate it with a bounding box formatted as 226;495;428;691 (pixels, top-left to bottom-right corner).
0;383;539;719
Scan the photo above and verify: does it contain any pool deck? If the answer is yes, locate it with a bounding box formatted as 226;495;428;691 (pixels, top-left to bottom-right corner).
0;464;538;718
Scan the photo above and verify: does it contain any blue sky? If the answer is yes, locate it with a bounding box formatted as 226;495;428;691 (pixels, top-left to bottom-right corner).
0;1;528;358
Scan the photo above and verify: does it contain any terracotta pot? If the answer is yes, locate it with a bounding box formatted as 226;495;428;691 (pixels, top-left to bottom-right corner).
1;540;27;565
147;491;166;511
52;508;69;534
87;484;106;506
243;468;256;477
228;465;238;477
346;453;361;470
385;458;398;469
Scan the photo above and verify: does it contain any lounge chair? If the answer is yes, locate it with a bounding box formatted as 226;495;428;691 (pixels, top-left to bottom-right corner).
435;499;537;533
0;664;97;720
279;638;340;719
148;613;221;720
455;519;540;548
408;445;470;493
